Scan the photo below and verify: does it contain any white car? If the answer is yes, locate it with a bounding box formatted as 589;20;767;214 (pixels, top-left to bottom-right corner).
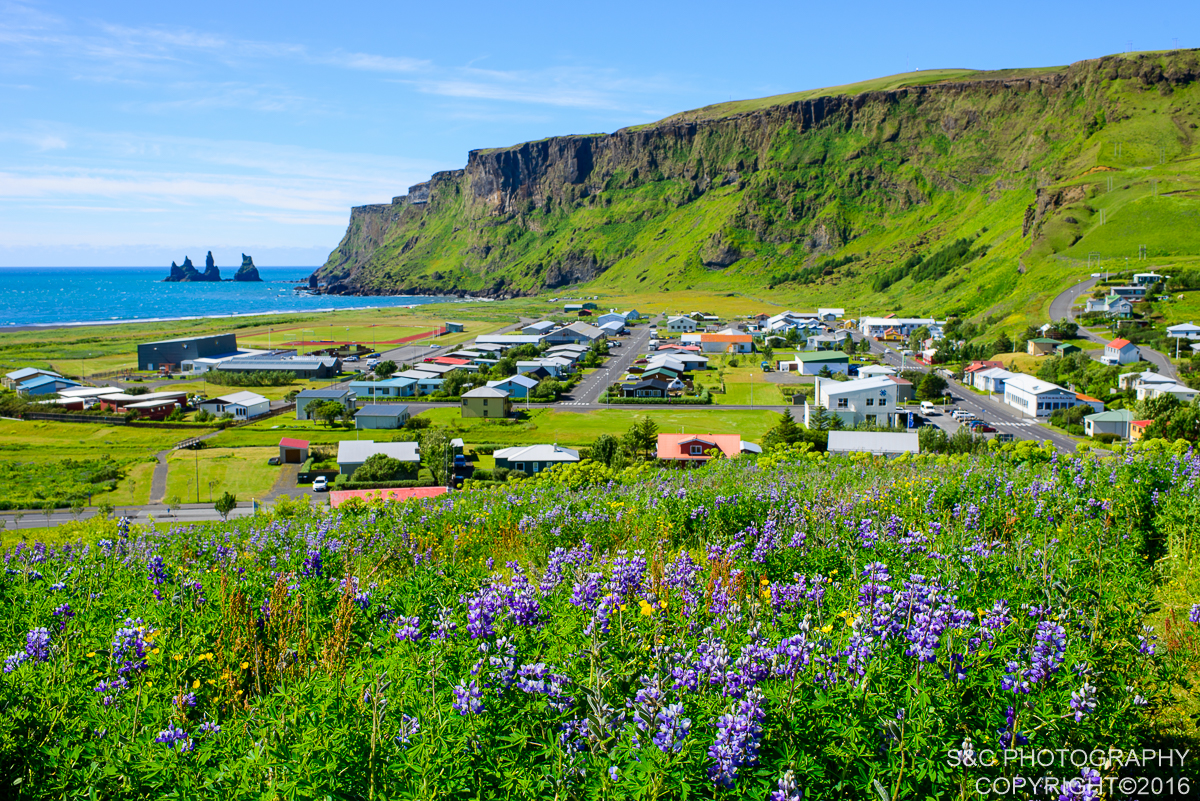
344;356;358;363
312;476;328;492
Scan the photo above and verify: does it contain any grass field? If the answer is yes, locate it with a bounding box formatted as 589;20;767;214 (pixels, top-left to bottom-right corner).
0;420;198;463
414;406;781;447
163;447;280;504
104;460;156;507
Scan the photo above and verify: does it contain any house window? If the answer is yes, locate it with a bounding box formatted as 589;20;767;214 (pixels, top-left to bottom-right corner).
837;398;849;409
483;410;489;418
690;444;703;455
462;399;468;406
866;397;874;407
515;463;524;472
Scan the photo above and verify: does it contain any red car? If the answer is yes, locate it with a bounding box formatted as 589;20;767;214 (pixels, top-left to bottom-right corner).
973;424;997;433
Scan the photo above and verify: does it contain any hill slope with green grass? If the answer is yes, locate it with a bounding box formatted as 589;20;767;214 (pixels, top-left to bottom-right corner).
315;51;1200;327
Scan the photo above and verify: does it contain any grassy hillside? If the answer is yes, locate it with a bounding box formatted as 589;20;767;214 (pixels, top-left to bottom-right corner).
317;51;1200;331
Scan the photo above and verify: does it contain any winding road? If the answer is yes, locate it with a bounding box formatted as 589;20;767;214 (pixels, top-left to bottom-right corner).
1050;275;1177;379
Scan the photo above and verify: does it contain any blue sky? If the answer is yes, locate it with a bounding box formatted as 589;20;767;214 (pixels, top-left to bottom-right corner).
0;0;1193;266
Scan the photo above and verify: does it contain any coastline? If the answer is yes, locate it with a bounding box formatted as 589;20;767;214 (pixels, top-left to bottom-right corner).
1;297;478;333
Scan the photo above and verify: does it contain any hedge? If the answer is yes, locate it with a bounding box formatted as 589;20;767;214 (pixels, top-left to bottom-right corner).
596;396;712;405
330;478;437;491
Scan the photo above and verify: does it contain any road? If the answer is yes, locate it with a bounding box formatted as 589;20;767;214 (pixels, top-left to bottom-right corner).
1050;275;1177;379
2;503;258;530
869;339;1080;452
561;317;658;406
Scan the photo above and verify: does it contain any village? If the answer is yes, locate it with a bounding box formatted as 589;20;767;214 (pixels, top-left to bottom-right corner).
4;269;1198;525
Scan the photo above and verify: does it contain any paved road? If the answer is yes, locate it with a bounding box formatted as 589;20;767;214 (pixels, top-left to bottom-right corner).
563;318;658;405
1050;275;1177;379
869;340;1079;452
2;503;259;530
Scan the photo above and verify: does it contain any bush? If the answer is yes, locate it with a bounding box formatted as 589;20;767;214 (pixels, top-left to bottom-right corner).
1093;432;1121;444
206;370;295;387
351;454;417;483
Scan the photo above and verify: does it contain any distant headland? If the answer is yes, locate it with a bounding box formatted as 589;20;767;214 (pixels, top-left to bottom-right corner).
164;252;262;282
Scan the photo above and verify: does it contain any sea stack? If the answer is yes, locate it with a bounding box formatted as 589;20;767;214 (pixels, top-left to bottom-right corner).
164;253;221;282
234;254;262;282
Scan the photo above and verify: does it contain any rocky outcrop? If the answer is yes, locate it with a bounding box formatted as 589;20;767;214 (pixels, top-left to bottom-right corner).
233;254;262;282
165;255;220;282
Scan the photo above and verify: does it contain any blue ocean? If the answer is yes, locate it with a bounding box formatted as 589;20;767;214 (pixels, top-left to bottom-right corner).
0;267;453;327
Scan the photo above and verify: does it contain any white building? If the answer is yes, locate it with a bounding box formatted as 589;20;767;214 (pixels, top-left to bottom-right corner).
522;321;556;336
198;391;270;420
1002;375;1078;418
336;440;421;479
1118;370;1176;392
1100;338;1140;366
973;367;1015;394
1137;382;1199;403
827;430;919;458
858;317;939;339
807;375;902;428
666;316;697;333
858;365;897;378
1167;321;1200;340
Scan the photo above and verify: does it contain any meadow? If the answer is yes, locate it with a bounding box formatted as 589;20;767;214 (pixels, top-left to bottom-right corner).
2;446;1198;798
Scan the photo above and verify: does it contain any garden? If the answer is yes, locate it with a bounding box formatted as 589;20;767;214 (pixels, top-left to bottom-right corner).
2;446;1199;798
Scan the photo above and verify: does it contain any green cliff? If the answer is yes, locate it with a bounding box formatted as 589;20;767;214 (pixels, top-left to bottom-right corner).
315;51;1200;322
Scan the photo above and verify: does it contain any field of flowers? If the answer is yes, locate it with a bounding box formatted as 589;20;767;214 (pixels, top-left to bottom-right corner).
3;447;1199;799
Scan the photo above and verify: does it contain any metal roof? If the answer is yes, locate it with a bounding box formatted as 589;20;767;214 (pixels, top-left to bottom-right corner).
356;404;410;417
827;431;920;455
337;440;420;463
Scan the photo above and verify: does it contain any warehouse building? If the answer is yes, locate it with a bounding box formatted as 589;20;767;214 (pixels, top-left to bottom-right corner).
138;333;237;371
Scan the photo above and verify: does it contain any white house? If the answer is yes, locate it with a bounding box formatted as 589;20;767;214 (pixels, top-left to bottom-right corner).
666;316;697;333
648;353;709;371
199;391;270;420
517;360;566;378
295;388;356;420
336;440;421;479
1002;375;1078;418
1167;321;1200;340
494;444;580;474
1132;272;1165;286
1137;382;1199;403
599;320;625;337
827;430;919;458
543;321;605;344
858;317;939;339
1118;370;1176;392
597;312;626;327
487;374;540;398
973;367;1015;394
1084;409;1134;440
1100;338;1141;366
817;308;845;322
1085;295;1135;317
807;375;902;428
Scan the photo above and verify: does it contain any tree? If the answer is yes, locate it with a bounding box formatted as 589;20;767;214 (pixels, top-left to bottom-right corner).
763;410;803;450
808;405;832;431
531;379;562;401
841;335;856;355
71;498;86;522
590;434;620;467
857;337;872;355
420;428;451;486
315;401;344;427
42;500;56;527
166;495;181;518
304;398;326;422
353;454;408;483
442;369;469;397
375;360;398;378
627;416;658;459
215;492;237;520
784;327;801;347
95;501;114;521
917;372;948;401
908;325;931;353
760;344;774;365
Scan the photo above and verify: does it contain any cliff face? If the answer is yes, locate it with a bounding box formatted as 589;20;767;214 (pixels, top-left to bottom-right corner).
314;51;1200;312
234;254;262;282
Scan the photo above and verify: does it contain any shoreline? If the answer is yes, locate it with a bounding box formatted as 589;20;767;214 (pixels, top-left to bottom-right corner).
0;297;477;333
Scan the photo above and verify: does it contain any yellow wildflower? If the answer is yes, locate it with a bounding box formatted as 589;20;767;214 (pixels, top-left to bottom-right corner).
241;661;249;670
193;679;200;689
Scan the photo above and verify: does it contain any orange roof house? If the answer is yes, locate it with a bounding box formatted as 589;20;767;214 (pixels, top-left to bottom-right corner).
1131;419;1153;442
656;433;760;462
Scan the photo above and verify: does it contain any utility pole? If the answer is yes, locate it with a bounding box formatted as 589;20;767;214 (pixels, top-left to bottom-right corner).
195;447;199;504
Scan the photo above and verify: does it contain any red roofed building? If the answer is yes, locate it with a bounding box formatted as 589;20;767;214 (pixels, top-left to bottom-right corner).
964;360;1004;375
887;375;915;403
1131;420;1153;441
431;357;470;366
1102;337;1141;366
656;433;761;463
329;486;449;508
279;437;309;463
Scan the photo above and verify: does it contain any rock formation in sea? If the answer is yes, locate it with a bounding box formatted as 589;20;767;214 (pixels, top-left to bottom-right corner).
164;252;223;282
233;254;262;282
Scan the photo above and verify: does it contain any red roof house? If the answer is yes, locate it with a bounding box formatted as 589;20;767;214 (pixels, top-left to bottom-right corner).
656;433;759;462
964;360;1004;374
279;437;310;463
330;486;449;508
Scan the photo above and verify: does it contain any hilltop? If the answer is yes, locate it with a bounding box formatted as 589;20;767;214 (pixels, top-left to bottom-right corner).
314;51;1200;329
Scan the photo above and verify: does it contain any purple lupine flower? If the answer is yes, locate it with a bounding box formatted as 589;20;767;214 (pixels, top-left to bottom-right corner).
452;679;484;715
301;550;323;578
770;769;803;801
198;721;221;736
394;616;420;642
1057;767;1101;801
53;602;74;630
430;608;457;640
111;619;149;675
395;714;420;746
1069;681;1097;722
651;703;691;753
3;652;26;673
707;687;766;788
154;724;192;751
1190;604;1200;624
175;692;198;709
6;627;53;672
608;766;620;782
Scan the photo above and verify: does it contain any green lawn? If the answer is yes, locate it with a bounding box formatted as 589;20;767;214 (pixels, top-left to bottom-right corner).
105;460;156;506
208;417;362;448
707;365;787;405
0;420;198;463
164;447;280;504
413;406;781;447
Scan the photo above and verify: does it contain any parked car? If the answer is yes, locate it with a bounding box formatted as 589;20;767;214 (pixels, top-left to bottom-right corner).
454;455;466;469
920;401;939;415
312;476;328;492
974;424;997;433
344;356;358;363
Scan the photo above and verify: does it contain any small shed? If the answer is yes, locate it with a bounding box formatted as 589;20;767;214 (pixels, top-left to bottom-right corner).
445;322;465;333
279;437;310;464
